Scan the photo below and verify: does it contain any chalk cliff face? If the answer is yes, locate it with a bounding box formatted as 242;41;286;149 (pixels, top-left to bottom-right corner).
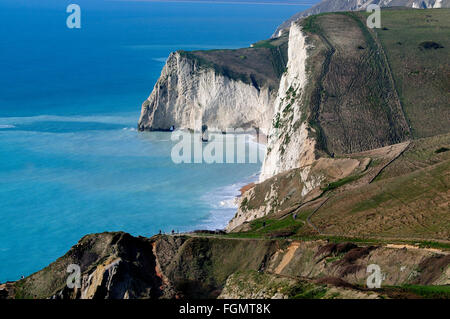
272;0;450;37
138;51;277;135
260;23;316;181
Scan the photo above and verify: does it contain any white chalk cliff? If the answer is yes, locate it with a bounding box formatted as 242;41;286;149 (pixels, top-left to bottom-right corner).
260;22;316;181
138;52;276;135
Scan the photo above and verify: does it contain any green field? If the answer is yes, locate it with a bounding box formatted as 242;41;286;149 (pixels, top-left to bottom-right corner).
371;9;450;138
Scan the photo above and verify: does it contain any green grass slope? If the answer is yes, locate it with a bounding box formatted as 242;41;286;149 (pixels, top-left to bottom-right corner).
300;12;410;155
371;9;450;139
179;33;289;91
308;133;450;241
229;132;449;244
312;158;449;240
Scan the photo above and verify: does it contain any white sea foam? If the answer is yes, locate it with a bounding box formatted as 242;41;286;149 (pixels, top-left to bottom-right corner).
219;198;237;209
0;114;137;126
248;133;267;150
125;44;243;50
0;125;15;129
152;57;168;63
198;172;259;230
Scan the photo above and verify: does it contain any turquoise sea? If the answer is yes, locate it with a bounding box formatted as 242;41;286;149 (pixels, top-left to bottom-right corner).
0;0;314;282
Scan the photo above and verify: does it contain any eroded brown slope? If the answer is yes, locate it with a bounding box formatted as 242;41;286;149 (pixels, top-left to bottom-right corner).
2;233;448;299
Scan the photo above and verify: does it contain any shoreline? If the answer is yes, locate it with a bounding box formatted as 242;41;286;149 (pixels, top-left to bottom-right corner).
199;172;260;231
198;131;266;231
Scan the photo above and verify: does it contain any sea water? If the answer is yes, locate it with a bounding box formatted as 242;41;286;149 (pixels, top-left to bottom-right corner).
0;0;313;282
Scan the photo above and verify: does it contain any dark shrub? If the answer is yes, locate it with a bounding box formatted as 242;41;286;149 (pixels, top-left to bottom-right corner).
419;41;444;50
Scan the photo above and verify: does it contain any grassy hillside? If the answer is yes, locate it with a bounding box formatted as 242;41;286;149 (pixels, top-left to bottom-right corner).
312;158;449;240
370;9;450;139
376;133;450;180
178;33;289;91
231;133;450;244
309;133;450;241
300;12;410;155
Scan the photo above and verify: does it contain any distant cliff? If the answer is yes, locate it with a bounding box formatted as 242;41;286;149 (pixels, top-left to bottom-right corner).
138;39;289;136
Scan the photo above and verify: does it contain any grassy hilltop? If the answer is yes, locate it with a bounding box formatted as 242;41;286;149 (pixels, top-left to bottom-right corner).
373;9;450;139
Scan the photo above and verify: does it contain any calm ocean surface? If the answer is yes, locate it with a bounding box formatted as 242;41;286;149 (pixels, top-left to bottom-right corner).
0;0;313;282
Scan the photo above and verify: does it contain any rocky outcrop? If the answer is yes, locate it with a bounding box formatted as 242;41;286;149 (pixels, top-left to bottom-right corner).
272;0;450;38
4;232;168;299
138;43;288;135
217;270;380;299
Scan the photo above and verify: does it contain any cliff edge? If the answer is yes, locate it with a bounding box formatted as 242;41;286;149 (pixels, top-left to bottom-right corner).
138;37;289;135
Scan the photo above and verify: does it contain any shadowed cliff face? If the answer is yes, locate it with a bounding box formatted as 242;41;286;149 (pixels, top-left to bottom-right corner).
2;233;448;299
